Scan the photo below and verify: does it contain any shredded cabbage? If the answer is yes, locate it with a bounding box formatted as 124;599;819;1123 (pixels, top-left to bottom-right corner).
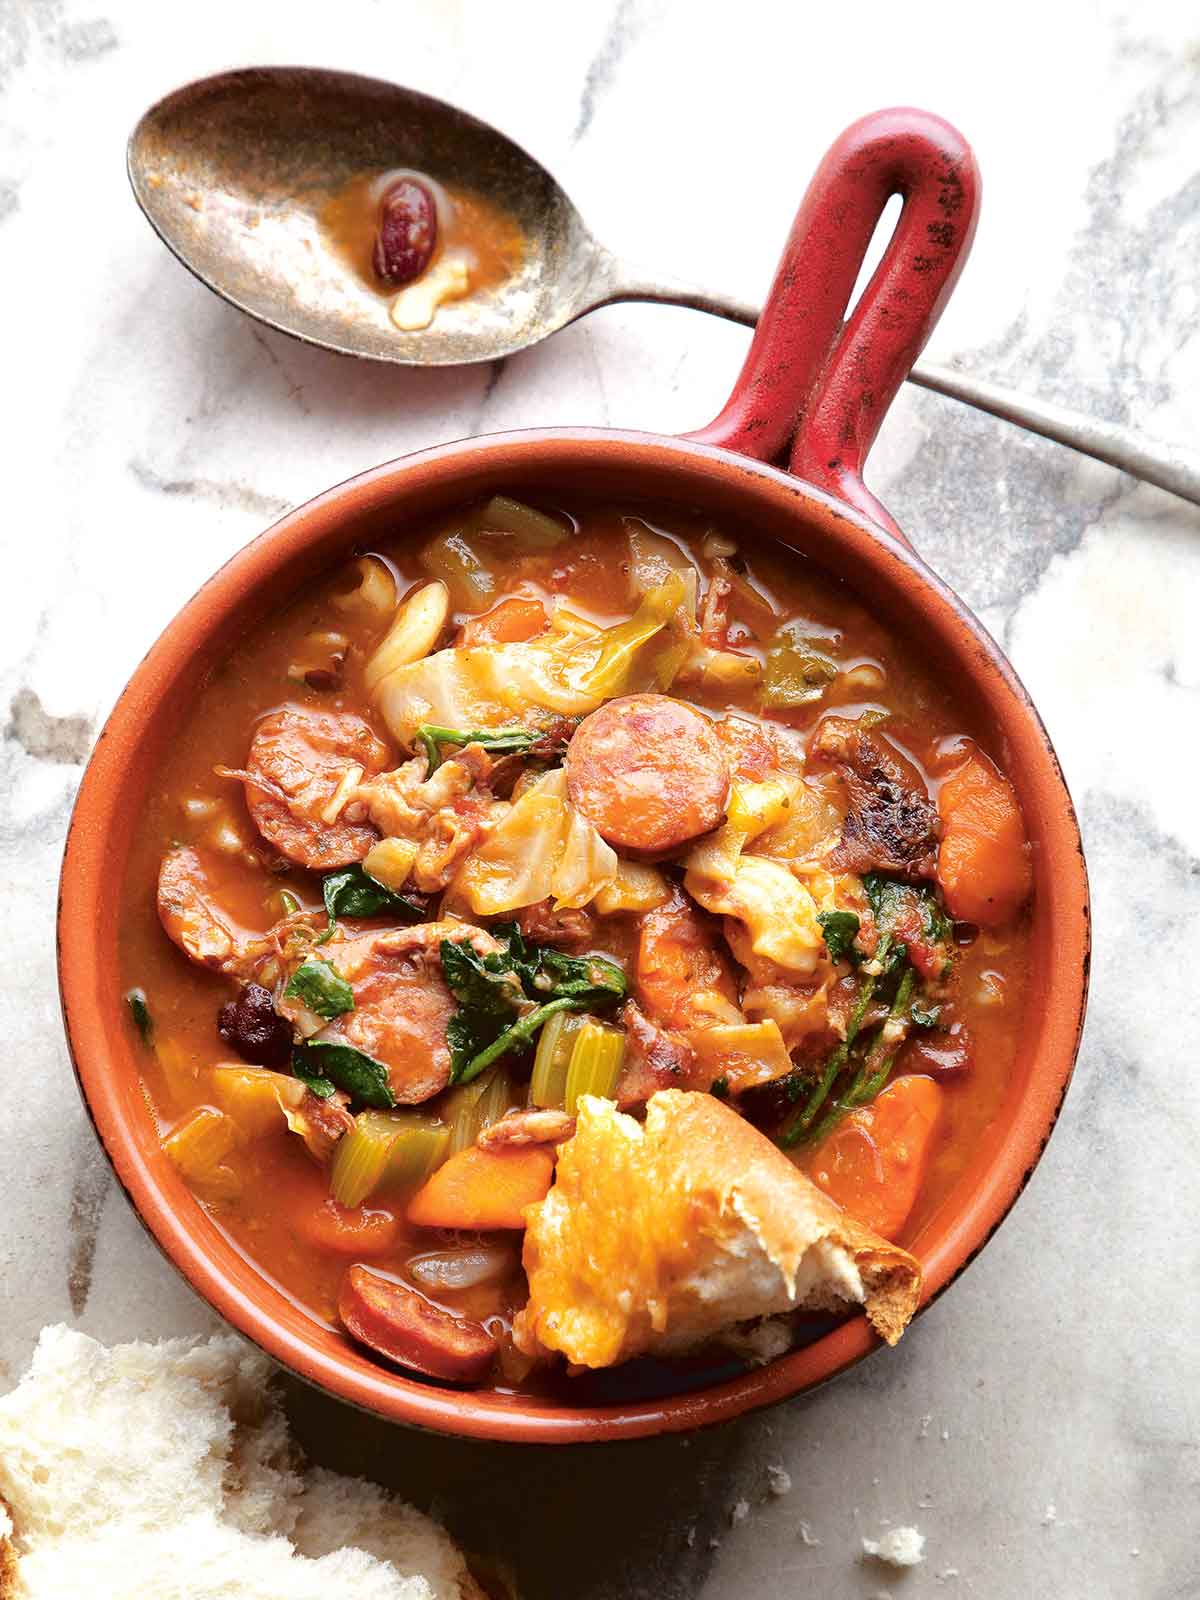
685;778;825;974
454;769;617;915
372;578;694;744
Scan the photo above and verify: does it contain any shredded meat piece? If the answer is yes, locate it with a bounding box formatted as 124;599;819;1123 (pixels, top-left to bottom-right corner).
699;570;732;647
615;1000;697;1110
515;899;597;952
354;755;497;892
477;1109;577;1149
286;1088;355;1164
809;716;939;879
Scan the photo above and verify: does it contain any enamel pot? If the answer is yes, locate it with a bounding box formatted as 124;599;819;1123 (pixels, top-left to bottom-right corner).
58;108;1089;1442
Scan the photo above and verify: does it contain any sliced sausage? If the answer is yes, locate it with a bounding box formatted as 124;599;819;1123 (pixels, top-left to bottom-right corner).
565;693;730;854
156;846;268;976
634;889;741;1032
808;715;939;879
240;707;391;870
304;922;502;1105
339;1265;495;1383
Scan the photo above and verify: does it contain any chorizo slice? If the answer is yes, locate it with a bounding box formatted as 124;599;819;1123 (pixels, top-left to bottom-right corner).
808;715;939;879
565;693;730;854
308;923;501;1106
239;706;391;870
156;846;268;976
338;1265;496;1383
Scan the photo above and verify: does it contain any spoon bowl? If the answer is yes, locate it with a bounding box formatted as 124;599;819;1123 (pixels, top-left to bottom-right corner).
128;66;624;365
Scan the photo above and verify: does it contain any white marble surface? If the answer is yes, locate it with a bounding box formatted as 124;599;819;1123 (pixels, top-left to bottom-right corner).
3;0;1199;1594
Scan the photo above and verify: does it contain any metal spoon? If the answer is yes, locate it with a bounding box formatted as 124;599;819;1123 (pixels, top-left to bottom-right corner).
128;66;1200;509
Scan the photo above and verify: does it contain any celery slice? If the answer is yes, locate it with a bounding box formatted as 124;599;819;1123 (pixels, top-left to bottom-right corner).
386;1119;451;1190
441;1066;516;1155
530;1010;586;1108
477;495;566;548
563;1021;625;1114
332;1109;451;1206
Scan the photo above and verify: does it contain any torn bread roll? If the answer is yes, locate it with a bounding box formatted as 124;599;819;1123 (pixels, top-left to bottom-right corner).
0;1325;484;1600
514;1089;921;1368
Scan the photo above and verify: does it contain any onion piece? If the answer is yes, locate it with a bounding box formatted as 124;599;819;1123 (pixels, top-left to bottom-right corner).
407;1245;517;1292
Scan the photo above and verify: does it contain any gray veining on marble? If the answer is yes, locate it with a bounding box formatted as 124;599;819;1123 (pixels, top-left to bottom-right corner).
3;1;1198;1595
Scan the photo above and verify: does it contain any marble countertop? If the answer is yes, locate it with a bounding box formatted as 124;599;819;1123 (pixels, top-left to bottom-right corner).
3;0;1198;1594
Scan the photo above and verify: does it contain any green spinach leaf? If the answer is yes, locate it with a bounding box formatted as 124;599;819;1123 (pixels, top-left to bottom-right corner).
439;928;626;1085
284;957;355;1019
817;910;861;964
291;1055;338;1100
321;864;424;928
297;1041;395;1109
126;988;153;1044
416;723;536;773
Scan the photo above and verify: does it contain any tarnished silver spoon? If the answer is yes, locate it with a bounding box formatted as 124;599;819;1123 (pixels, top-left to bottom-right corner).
129;66;1200;508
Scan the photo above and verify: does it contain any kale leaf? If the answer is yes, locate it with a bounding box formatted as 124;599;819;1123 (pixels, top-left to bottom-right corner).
439;929;627;1086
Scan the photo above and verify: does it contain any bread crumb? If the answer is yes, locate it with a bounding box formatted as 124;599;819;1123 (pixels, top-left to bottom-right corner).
798;1520;820;1547
940;1428;950;1441
766;1465;792;1497
685;1525;696;1548
729;1499;750;1526
918;1493;935;1509
919;1414;932;1437
1131;1548;1140;1557
936;1569;960;1583
862;1526;926;1568
1041;1504;1057;1526
708;1536;721;1550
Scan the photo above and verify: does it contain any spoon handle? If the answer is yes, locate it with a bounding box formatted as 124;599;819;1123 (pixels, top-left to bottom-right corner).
604;268;1200;509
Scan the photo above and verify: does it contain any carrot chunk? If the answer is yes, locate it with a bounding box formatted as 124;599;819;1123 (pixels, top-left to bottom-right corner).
407;1144;555;1230
295;1196;405;1256
936;748;1032;926
807;1075;944;1241
458;596;547;647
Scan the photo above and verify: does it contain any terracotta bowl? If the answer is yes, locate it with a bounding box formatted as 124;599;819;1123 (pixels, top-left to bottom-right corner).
58;108;1089;1442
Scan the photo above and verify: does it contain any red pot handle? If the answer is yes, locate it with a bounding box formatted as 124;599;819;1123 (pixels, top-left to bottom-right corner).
686;107;980;543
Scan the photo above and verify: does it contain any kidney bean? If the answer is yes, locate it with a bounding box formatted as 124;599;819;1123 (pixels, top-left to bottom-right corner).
372;178;438;287
902;1019;974;1078
217;983;293;1066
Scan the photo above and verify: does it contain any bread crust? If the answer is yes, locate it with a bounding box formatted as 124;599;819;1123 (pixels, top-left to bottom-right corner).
515;1089;921;1367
